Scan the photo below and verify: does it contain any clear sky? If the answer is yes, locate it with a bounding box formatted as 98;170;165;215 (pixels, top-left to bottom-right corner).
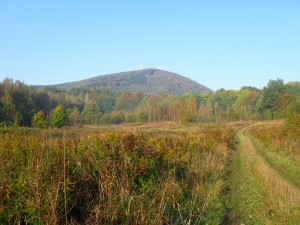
0;0;299;90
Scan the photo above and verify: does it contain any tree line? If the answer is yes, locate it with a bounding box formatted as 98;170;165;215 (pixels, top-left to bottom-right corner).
0;78;299;128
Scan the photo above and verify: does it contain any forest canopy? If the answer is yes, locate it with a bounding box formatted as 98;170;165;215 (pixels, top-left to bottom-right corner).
0;78;299;127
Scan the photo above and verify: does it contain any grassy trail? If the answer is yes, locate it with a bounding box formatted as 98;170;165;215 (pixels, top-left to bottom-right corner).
228;125;300;224
249;124;300;191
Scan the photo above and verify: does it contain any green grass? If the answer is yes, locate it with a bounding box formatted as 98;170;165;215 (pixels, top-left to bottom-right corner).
227;133;267;225
228;127;300;224
249;133;300;190
248;124;300;190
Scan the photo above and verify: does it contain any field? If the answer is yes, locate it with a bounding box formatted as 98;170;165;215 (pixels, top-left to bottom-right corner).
1;121;300;224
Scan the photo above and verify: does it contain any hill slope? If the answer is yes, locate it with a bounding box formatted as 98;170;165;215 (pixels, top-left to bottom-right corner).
46;69;211;95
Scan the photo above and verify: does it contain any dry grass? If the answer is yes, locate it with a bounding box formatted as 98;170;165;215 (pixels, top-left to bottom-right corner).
0;124;234;224
232;126;300;224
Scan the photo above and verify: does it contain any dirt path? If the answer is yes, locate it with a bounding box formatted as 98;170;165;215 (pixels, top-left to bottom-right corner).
228;124;300;224
238;125;300;204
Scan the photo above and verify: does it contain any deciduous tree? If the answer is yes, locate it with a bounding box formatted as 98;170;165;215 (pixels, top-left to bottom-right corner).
82;101;101;124
49;105;69;128
32;111;46;128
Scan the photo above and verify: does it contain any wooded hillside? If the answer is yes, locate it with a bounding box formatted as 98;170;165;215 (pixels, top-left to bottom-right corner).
0;78;299;127
40;69;211;95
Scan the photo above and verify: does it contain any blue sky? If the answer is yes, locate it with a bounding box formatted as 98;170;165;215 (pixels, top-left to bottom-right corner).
0;0;299;90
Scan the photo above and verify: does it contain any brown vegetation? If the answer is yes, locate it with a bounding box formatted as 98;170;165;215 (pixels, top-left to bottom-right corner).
0;124;234;224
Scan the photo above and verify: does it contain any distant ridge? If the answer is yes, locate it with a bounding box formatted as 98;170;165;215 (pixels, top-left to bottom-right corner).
43;69;211;95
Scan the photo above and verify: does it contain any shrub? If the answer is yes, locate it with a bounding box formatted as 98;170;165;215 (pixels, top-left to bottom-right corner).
0;125;234;224
32;111;46;128
49;105;69;128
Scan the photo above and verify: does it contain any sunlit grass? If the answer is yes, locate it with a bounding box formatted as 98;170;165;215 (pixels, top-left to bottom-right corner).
229;126;300;224
0;123;234;224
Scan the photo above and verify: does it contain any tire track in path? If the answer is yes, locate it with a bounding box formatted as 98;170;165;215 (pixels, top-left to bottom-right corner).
229;124;300;224
238;125;300;205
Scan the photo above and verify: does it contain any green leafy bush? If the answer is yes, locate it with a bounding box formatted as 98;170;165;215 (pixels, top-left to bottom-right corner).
49;105;69;128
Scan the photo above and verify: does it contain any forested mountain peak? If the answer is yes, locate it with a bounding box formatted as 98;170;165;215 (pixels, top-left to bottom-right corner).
43;69;211;95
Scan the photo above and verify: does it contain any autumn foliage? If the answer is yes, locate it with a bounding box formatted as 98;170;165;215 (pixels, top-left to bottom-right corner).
0;125;234;224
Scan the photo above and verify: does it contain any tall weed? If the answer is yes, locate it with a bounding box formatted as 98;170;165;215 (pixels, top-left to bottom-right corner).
0;125;234;224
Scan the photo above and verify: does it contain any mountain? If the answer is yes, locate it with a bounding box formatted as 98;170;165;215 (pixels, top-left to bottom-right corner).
44;69;211;95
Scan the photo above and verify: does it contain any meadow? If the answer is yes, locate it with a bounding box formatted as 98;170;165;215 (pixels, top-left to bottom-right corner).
227;118;300;224
1;120;300;224
249;121;300;190
0;123;235;224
